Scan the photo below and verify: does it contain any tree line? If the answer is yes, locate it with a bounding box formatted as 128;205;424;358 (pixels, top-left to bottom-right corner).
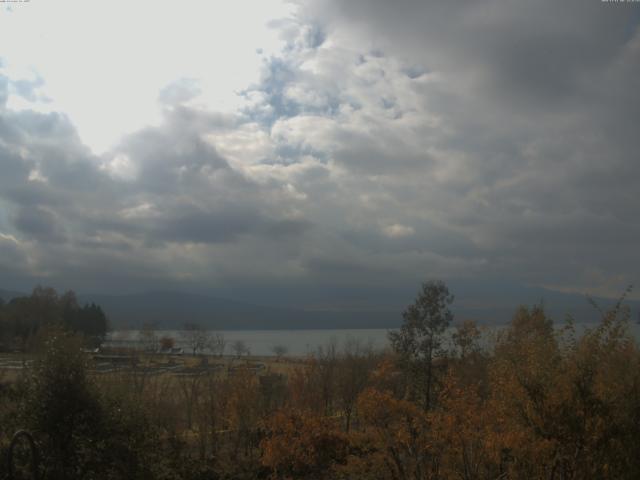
0;286;108;351
1;281;639;479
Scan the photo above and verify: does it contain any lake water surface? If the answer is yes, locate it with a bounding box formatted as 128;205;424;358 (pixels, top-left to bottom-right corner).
106;321;640;357
107;328;392;356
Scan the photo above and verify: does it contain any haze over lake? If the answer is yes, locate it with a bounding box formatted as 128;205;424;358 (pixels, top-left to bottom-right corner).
108;328;391;356
108;321;640;357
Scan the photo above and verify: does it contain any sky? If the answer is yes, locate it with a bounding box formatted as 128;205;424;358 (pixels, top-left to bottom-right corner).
0;0;639;310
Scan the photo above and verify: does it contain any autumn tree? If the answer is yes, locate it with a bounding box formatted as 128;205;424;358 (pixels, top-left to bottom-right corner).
196;370;225;459
176;371;203;430
159;335;175;351
486;305;562;477
430;373;500;480
258;373;288;417
485;301;640;479
287;359;326;414
140;322;159;353
451;320;482;360
336;338;376;431
286;341;340;415
450;320;487;388
389;280;454;410
226;370;262;461
209;332;226;357
261;409;348;479
181;322;211;356
346;387;438;480
315;341;339;415
271;344;288;361
232;339;250;358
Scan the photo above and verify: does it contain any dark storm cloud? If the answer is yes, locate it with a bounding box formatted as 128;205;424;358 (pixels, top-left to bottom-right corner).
340;222;481;260
177;210;313;244
12;205;65;242
0;143;30;189
303;255;393;283
287;0;640;296
310;0;634;105
0;233;28;275
116;125;231;193
262;217;312;239
331;128;435;174
0;108;112;212
89;203;311;246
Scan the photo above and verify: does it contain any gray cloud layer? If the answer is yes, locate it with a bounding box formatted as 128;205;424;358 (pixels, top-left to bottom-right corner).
0;1;638;304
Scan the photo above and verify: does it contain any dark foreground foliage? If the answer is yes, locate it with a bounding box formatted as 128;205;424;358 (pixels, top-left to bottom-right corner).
1;282;639;479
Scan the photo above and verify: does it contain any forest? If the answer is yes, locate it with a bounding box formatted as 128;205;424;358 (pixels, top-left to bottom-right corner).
1;281;639;480
0;287;108;351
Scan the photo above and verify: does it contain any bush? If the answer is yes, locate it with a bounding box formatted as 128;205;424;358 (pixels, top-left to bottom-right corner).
19;326;167;479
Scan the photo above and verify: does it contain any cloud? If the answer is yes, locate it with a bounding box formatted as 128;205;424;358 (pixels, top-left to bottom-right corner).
286;0;640;296
158;78;202;106
0;233;26;265
0;73;7;108
0;2;638;304
11;74;47;103
383;224;414;239
0;78;317;292
308;0;634;104
12;205;65;242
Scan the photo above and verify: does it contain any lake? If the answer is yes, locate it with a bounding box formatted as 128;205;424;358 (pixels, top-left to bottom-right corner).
106;328;393;356
106;321;640;357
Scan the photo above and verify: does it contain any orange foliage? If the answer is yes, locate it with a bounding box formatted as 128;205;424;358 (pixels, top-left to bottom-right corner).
287;359;326;414
344;387;439;480
269;305;640;479
261;409;348;479
431;374;499;479
485;305;640;479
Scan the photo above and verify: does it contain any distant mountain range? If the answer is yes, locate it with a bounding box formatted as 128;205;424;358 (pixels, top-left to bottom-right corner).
0;289;396;329
1;286;638;330
78;291;397;330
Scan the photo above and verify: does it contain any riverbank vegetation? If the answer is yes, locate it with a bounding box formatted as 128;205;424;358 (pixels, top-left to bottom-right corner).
1;282;639;479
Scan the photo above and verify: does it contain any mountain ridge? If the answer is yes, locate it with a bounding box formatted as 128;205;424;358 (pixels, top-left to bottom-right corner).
2;285;638;330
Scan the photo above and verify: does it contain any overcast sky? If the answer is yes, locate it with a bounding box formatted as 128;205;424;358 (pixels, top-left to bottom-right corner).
0;0;639;308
